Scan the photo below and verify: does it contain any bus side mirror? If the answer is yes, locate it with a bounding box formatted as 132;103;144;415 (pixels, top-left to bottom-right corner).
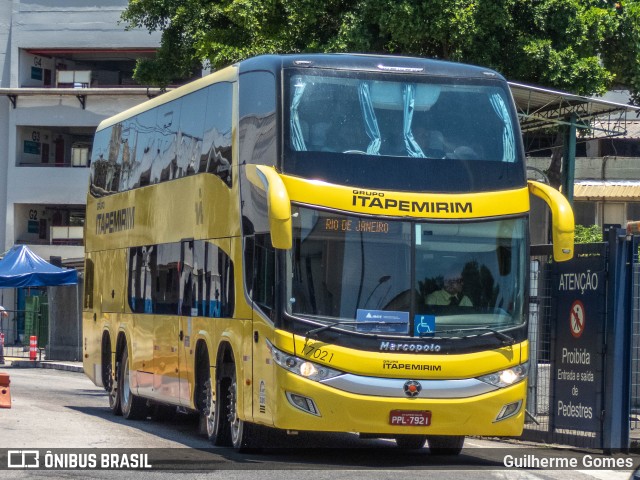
528;180;574;262
246;165;292;250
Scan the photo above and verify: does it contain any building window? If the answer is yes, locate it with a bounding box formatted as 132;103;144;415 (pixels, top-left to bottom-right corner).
17;126;93;167
603;202;625;228
573;201;597;226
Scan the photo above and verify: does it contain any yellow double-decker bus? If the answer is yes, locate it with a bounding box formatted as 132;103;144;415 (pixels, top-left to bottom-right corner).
83;54;574;453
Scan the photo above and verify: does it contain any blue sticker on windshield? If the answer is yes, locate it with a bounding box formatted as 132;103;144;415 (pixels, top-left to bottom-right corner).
356;309;409;333
414;315;436;336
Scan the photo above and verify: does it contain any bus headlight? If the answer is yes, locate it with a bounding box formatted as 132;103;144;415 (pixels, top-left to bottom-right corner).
477;361;529;388
267;340;344;382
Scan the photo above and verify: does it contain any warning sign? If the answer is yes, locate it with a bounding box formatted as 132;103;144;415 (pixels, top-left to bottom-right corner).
552;256;605;433
569;300;585;338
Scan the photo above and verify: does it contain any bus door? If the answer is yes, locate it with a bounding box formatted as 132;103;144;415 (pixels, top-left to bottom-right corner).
250;234;276;424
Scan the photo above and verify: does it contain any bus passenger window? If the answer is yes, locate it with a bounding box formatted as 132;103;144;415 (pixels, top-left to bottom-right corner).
128;245;157;314
203;82;233;186
251;234;275;314
84;258;94;309
155;243;180;314
180;241;195;316
239;72;276;166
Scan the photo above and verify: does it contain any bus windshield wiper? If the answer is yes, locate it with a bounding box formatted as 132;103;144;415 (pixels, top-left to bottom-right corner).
422;327;515;345
305;321;407;339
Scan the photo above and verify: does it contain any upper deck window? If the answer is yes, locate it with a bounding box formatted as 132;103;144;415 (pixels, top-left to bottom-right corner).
284;69;524;193
89;82;233;197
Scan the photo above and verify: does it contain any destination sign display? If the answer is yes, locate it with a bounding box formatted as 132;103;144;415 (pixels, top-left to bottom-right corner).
321;218;393;234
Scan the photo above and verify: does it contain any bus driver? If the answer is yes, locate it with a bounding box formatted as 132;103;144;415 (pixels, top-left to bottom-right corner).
426;270;472;307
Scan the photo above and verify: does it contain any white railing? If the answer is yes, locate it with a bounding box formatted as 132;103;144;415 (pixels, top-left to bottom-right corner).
50;226;84;245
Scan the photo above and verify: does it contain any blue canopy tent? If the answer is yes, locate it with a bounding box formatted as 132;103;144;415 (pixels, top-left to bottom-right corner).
0;245;79;359
0;245;77;287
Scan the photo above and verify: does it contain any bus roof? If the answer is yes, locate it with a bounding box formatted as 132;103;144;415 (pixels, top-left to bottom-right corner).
237;53;504;80
96;53;505;132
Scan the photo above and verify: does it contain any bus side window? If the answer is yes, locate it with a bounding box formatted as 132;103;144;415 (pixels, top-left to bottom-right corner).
249;233;275;315
244;234;255;299
180;240;195;316
239;71;276;166
88;128;113;197
155;243;180;315
128;248;140;312
195;241;235;318
203;82;233;186
84;258;94;309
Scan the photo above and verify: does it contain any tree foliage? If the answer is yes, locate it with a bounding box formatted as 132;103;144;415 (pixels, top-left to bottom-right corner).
121;0;640;103
574;224;603;243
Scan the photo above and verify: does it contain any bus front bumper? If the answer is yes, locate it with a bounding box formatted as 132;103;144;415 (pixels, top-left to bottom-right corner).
269;369;526;437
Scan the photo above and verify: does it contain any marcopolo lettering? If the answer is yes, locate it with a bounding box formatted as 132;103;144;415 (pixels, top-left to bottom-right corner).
96;207;135;235
380;341;441;353
352;191;472;214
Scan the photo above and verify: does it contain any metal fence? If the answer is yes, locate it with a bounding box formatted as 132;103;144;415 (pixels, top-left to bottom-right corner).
0;296;49;360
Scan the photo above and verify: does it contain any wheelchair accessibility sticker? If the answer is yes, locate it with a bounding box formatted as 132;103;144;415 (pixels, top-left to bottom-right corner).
414;315;435;336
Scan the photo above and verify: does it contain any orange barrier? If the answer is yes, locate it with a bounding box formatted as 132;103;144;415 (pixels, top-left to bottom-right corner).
0;372;10;408
29;336;37;361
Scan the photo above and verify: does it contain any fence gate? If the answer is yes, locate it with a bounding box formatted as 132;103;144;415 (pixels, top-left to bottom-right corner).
525;230;633;451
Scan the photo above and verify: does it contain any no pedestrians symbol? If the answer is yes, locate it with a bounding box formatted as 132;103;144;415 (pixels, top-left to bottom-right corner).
569;300;585;338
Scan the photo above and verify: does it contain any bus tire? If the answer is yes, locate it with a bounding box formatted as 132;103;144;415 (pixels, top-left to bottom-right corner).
107;361;121;415
395;435;427;450
103;335;121;416
427;435;465;455
201;377;228;445
119;346;148;420
227;367;261;451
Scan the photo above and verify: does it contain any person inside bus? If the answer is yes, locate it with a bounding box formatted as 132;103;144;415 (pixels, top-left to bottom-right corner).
426;270;472;307
414;127;447;158
308;122;332;151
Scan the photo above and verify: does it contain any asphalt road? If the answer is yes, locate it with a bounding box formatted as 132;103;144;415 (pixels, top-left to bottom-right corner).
0;365;636;480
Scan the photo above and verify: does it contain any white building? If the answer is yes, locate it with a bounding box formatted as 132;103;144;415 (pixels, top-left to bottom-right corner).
0;0;161;344
0;0;160;260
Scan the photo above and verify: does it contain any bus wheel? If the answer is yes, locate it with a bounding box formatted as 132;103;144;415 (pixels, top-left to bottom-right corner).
119;346;148;420
395;435;427;450
201;377;228;445
227;368;261;451
106;360;121;416
427;435;465;455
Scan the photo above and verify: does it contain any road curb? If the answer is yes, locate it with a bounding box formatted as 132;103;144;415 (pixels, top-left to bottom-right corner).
9;359;84;373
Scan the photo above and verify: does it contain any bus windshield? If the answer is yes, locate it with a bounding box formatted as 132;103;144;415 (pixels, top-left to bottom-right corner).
283;69;524;192
286;206;526;337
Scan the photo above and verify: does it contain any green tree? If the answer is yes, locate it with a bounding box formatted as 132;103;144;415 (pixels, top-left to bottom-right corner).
574;224;603;243
121;0;640;103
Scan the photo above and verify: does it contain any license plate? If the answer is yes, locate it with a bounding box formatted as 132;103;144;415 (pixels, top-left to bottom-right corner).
390;410;432;426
